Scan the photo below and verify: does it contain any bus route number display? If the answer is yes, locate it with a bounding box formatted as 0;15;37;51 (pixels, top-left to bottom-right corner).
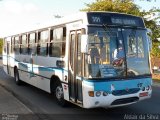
91;16;102;24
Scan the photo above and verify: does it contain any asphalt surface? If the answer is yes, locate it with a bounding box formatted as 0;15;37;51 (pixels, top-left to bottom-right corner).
0;60;160;120
0;85;32;114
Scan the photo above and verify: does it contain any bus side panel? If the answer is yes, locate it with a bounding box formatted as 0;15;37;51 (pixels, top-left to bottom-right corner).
10;54;17;77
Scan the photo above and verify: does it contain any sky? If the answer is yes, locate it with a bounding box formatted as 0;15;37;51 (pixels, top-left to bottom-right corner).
0;0;159;37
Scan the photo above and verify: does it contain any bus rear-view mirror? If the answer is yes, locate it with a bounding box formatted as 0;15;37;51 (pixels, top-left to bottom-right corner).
81;35;88;53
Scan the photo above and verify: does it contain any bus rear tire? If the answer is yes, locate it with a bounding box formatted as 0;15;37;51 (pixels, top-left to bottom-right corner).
14;68;22;85
54;81;66;107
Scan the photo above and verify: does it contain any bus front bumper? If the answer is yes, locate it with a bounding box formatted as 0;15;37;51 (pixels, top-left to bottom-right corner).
82;79;152;109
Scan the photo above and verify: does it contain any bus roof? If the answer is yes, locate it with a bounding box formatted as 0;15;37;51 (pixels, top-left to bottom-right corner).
4;11;144;38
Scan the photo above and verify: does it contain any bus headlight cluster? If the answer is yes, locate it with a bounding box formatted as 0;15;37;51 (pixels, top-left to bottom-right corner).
142;87;145;91
141;85;151;91
146;85;151;91
103;91;109;96
88;91;109;97
95;91;101;97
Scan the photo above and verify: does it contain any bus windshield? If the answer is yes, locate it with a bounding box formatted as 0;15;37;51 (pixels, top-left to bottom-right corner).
86;26;151;79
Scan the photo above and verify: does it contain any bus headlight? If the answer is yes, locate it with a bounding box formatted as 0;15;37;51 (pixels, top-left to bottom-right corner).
142;87;145;91
95;91;101;97
103;91;109;96
146;85;150;91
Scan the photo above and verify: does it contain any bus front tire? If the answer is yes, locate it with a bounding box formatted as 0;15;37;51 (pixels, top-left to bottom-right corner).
14;69;22;85
54;81;66;107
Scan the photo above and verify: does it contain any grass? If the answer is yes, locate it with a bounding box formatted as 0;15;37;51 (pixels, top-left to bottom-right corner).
153;79;160;83
151;73;160;83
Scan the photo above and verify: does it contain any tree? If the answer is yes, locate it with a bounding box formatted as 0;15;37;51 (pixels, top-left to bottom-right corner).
82;0;141;16
81;0;160;57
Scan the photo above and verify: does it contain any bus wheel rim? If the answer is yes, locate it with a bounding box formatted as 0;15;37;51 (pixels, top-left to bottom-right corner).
56;86;63;100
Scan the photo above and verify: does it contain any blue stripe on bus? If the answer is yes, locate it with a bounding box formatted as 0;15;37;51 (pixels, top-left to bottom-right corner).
18;62;28;69
93;78;152;91
82;78;152;92
19;63;68;72
3;55;68;73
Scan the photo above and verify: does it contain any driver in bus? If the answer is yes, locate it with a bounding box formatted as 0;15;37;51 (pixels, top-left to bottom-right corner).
88;44;100;64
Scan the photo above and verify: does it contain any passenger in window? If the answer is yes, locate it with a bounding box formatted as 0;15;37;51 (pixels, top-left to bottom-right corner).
128;36;136;55
112;40;125;67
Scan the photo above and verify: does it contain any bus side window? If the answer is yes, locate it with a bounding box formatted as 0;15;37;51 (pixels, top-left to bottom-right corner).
37;32;41;55
37;30;48;56
49;29;53;56
49;27;66;57
28;33;36;55
14;36;20;54
11;37;14;53
19;36;22;54
21;35;28;54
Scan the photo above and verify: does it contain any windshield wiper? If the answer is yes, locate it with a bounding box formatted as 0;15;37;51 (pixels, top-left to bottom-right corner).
102;24;114;36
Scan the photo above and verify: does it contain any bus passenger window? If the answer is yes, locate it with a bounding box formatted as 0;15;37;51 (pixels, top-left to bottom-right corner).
21;35;28;54
38;30;48;56
11;37;14;53
49;27;66;57
28;33;36;55
14;36;20;54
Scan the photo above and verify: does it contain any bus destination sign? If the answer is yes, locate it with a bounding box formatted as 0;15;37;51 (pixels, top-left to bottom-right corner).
87;12;145;28
111;17;137;26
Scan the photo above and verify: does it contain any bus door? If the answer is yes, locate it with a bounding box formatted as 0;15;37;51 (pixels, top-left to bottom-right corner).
69;30;83;103
6;41;11;75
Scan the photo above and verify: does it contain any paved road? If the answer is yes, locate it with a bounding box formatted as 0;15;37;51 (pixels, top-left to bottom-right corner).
0;85;32;114
0;63;160;120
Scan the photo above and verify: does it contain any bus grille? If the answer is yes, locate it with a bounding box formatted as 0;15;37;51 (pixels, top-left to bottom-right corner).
112;88;140;96
111;97;139;106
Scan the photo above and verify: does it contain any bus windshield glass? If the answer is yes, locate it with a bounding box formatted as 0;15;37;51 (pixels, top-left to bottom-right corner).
87;26;150;79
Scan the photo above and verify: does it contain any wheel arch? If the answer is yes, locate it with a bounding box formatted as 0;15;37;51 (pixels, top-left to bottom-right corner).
50;75;61;93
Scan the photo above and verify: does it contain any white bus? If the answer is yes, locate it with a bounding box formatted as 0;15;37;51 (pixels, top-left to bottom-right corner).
3;12;152;108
